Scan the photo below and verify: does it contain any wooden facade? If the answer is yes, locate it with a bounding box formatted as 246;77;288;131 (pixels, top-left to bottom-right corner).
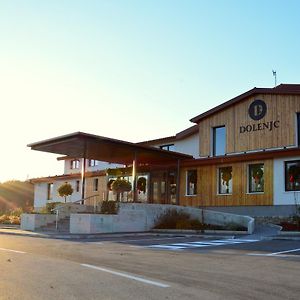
199;94;300;156
180;159;273;207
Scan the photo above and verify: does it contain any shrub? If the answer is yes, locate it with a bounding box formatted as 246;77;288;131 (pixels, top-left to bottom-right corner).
57;182;73;203
41;202;63;214
100;201;118;214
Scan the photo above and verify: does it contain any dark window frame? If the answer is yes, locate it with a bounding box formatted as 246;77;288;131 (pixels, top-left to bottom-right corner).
285;160;300;191
93;178;99;192
186;170;197;196
159;144;175;151
88;159;98;167
47;183;53;200
218;166;233;195
213;126;226;156
70;159;80;169
76;180;80;193
248;163;264;193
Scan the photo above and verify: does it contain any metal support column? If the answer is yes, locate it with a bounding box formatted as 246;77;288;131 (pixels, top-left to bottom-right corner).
176;159;181;205
81;142;87;204
132;151;137;202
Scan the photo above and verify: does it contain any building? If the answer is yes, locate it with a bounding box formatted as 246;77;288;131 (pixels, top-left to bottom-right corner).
29;84;300;216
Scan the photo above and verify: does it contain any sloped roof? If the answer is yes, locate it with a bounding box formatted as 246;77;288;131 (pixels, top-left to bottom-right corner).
190;84;300;124
28;132;193;165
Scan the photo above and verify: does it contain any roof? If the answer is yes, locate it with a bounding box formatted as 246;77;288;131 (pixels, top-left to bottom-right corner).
139;125;198;146
190;84;300;123
28;132;193;165
182;147;300;167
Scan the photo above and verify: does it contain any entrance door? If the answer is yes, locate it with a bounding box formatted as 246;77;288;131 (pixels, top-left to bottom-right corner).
151;172;167;204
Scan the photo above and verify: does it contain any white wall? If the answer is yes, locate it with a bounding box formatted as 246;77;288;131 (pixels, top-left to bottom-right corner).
274;156;300;205
34;179;83;209
175;134;199;158
63;158;123;174
150;133;199;158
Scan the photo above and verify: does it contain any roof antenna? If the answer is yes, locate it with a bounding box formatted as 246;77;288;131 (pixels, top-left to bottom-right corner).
272;70;277;87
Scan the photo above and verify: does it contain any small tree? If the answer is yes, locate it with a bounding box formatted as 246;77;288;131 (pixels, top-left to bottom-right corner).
57;182;74;203
112;178;132;201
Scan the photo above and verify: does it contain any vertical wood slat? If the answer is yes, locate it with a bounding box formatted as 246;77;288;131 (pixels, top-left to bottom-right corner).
180;159;273;207
199;94;300;157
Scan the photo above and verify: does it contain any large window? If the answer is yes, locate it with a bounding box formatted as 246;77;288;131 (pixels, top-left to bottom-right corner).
47;183;53;200
70;159;80;169
218;167;233;194
186;170;197;195
213;126;226;156
248;164;264;193
285;160;300;191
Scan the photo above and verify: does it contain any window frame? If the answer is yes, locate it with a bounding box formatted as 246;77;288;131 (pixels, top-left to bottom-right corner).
76;180;80;193
93;178;99;192
47;183;53;200
212;126;226;156
159;144;175;151
217;166;233;195
88;159;98;167
284;160;300;192
186;169;197;196
70;159;80;169
248;163;265;194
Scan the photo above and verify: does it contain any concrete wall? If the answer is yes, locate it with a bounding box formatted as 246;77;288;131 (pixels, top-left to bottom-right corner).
70;203;254;234
274;156;300;205
21;214;56;231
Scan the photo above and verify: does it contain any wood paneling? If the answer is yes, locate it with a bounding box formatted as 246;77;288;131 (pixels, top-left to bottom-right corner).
180;159;273;207
85;176;107;203
199;94;300;156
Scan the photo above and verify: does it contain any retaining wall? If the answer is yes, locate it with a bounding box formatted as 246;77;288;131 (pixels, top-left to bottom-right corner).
70;203;254;234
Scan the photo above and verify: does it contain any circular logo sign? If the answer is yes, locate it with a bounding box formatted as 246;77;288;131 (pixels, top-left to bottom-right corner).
248;100;267;120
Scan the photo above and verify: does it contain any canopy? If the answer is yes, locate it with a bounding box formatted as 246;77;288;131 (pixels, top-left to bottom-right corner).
28;132;193;165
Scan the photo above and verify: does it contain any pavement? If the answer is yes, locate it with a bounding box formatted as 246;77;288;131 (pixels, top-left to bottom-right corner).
0;223;299;240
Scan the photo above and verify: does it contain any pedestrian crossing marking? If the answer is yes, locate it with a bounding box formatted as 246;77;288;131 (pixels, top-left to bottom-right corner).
147;239;259;251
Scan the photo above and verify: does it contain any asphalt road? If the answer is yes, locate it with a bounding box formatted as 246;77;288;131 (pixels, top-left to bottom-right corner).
0;233;299;300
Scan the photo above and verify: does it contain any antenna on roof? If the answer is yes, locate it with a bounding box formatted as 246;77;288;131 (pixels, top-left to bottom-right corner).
272;70;277;87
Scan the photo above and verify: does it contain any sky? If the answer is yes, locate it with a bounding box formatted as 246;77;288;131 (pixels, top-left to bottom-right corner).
0;0;300;182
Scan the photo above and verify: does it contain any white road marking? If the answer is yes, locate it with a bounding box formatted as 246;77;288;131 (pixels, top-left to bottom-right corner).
0;247;26;254
147;239;259;251
81;263;170;288
116;236;192;243
248;248;300;257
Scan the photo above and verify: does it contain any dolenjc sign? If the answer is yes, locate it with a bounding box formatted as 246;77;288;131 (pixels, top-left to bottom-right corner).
240;99;280;134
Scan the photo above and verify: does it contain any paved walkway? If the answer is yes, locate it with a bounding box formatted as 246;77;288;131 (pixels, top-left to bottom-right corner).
0;224;299;241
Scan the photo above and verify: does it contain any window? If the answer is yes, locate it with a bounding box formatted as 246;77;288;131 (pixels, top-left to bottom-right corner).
213;126;226;156
93;178;99;192
248;164;264;193
76;180;80;193
88;159;98;167
297;113;300;146
186;170;197;195
160;144;175;151
70;159;80;169
47;183;53;200
285;160;300;191
218;167;233;194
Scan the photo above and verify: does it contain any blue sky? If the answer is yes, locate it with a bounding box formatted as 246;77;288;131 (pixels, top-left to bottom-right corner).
0;0;299;181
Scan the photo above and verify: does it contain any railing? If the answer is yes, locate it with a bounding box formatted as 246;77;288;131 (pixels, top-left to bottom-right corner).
52;195;102;231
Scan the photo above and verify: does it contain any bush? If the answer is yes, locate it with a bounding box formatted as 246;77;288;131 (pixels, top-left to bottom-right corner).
100;201;118;214
43;202;63;214
154;209;204;230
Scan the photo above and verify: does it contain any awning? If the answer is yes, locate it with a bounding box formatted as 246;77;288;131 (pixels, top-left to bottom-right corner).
28;132;193;165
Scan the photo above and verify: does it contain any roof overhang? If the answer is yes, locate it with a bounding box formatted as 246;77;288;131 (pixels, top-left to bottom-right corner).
28;132;193;165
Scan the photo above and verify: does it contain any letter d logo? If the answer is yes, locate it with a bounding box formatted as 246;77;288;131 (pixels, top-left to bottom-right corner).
249;100;267;121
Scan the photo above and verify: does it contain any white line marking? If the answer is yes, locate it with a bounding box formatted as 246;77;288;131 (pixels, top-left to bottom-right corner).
81;263;170;288
268;248;300;256
0;247;26;254
117;237;191;243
